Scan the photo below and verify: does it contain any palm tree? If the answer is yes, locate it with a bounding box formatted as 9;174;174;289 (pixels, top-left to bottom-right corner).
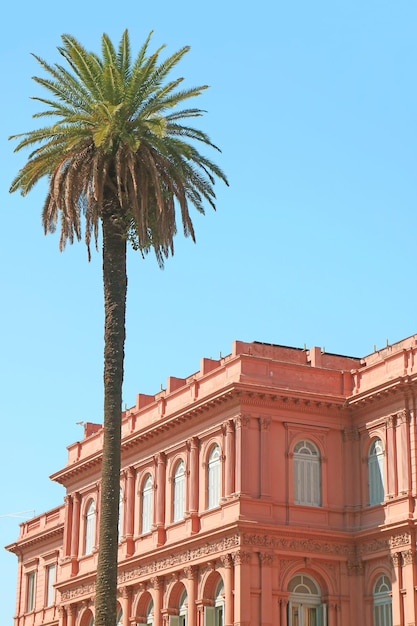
9;31;227;626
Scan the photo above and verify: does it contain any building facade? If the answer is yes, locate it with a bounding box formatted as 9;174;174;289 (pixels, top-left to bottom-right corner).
7;335;417;626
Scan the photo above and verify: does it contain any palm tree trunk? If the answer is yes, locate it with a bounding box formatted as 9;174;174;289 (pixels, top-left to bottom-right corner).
95;208;127;626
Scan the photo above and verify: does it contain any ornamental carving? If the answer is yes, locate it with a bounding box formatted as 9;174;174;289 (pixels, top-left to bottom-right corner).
232;550;252;565
260;417;271;431
235;415;251;429
220;554;233;569
402;550;415;565
116;534;239;584
259;552;274;566
396;410;409;424
385;415;395;428
358;538;390;555
389;533;411;548
184;565;198;579
346;561;364;576
150;576;164;589
342;428;359;442
243;533;352;556
61;583;95;601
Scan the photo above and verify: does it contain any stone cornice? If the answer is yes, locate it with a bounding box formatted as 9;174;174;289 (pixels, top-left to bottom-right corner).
5;525;64;553
347;375;417;410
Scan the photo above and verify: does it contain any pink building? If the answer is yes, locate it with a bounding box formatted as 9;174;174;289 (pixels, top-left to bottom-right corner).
7;335;417;626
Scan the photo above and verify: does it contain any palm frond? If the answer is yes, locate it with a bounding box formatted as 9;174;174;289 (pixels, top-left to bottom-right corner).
10;30;228;261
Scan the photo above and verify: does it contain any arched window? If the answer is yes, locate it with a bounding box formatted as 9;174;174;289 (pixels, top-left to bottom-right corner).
373;575;392;626
207;445;221;510
168;590;188;626
146;599;154;626
173;460;185;522
141;474;153;534
204;579;224;626
84;499;96;554
179;590;188;626
368;438;385;505
288;574;326;625
293;440;321;506
116;609;123;626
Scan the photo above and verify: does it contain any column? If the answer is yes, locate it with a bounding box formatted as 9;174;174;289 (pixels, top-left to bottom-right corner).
260;553;273;626
184;566;198;626
220;555;234;626
235;416;251;495
260;418;271;498
58;606;67;626
391;552;403;626
63;495;73;557
122;587;132;626
67;604;76;626
396;411;411;495
188;437;200;533
386;415;398;497
125;467;135;557
401;549;416;625
279;598;288;626
224;421;235;497
70;492;81;576
151;576;164;626
328;601;337;626
232;550;252;626
155;453;166;546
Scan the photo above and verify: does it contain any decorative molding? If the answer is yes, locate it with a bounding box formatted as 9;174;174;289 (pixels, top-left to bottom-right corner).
61;582;95;601
403;550;415;565
219;554;233;569
259;552;274;566
242;533;352;556
359;538;390;555
346;560;364;576
61;535;239;601
260;417;271;431
389;533;411;549
342;428;359;442
231;550;252;565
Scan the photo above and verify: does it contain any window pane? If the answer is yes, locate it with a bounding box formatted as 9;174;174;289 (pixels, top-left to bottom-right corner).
368;439;384;505
84;500;96;554
173;461;185;522
294;448;321;507
27;572;36;612
142;475;153;533
46;564;56;606
208;446;220;509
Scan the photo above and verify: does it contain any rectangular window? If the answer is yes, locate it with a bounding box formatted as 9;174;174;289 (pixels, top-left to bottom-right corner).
45;564;56;606
26;572;36;612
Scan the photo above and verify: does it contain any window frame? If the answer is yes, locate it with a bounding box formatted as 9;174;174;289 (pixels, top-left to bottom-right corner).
373;575;392;626
84;498;96;555
368;438;385;506
45;563;56;606
141;473;153;534
26;571;36;613
207;444;221;510
293;439;321;507
173;459;186;523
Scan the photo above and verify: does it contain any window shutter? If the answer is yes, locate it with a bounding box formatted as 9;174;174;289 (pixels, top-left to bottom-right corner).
204;606;215;626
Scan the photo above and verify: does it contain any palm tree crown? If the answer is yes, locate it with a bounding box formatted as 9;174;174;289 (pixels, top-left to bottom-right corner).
10;30;228;263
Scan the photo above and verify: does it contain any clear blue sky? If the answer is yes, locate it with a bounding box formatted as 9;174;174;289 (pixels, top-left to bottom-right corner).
1;0;416;623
